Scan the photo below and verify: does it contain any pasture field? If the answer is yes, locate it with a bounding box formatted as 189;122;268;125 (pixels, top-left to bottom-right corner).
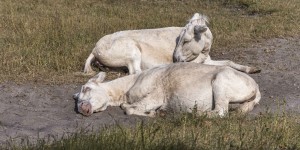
1;0;299;83
0;0;300;149
7;114;300;150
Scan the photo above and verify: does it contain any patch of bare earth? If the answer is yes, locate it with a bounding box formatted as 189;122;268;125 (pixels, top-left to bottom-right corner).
0;37;299;145
213;37;300;114
0;83;145;145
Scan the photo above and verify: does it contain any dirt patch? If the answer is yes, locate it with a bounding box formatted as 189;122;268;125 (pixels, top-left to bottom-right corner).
213;37;300;114
0;83;145;145
0;37;299;145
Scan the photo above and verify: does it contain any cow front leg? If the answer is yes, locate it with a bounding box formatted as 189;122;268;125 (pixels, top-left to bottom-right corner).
204;56;261;74
121;103;156;117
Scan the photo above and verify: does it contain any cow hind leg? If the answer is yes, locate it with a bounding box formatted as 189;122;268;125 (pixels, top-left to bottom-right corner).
210;70;244;117
209;81;230;117
209;95;229;118
236;89;261;113
211;69;260;117
127;58;142;74
115;39;142;74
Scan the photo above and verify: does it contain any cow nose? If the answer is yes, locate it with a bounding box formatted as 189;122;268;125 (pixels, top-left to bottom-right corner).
79;101;92;116
173;54;183;63
173;52;179;62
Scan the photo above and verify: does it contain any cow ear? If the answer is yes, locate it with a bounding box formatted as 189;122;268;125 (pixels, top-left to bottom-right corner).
190;13;200;21
89;72;106;83
202;14;209;25
73;93;79;100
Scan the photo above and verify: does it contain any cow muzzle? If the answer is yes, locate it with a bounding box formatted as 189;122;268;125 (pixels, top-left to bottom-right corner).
173;49;185;62
173;54;184;63
78;101;93;116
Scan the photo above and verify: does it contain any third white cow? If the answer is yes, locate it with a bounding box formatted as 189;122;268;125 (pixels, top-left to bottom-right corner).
82;13;260;75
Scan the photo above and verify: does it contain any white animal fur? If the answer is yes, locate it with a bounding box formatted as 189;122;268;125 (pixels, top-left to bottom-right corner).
82;13;259;75
74;63;261;117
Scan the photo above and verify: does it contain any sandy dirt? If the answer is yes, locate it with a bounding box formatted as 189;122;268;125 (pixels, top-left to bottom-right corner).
0;37;299;146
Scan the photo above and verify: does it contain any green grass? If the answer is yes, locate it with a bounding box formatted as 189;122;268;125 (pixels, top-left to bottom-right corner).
1;0;300;83
6;113;300;150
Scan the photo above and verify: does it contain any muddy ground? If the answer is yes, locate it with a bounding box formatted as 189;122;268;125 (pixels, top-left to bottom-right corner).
0;37;299;146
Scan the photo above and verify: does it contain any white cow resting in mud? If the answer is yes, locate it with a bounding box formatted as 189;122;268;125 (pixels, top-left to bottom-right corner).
74;63;261;117
82;13;260;75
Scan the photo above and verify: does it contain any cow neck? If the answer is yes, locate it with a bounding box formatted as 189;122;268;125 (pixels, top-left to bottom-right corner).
103;74;139;106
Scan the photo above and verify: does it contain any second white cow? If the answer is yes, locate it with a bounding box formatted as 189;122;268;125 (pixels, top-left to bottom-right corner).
82;13;259;75
74;62;261;117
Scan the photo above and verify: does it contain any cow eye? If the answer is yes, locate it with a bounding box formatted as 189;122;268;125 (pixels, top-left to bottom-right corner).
82;87;91;93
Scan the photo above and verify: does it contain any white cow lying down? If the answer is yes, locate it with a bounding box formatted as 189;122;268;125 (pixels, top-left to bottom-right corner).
74;63;261;117
82;13;260;75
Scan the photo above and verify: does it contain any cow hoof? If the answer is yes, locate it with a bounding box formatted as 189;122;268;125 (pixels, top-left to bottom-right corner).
120;103;128;110
249;67;261;74
124;107;135;115
206;110;225;118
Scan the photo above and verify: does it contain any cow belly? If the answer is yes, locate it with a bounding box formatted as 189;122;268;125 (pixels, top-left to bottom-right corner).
168;87;213;113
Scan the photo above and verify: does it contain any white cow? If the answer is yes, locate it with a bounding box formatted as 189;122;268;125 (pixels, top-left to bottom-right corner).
82;13;260;75
74;63;261;117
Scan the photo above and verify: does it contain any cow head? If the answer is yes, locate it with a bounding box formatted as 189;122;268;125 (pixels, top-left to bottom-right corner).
173;13;209;62
73;72;109;116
